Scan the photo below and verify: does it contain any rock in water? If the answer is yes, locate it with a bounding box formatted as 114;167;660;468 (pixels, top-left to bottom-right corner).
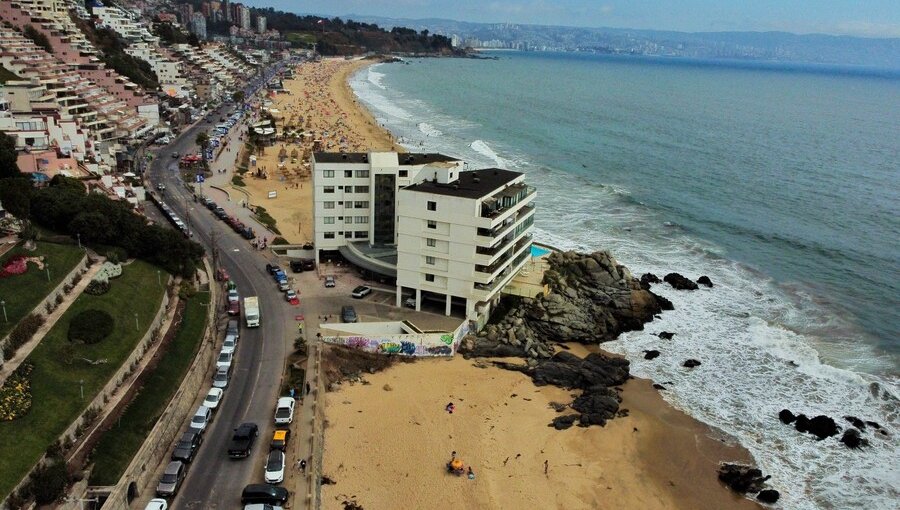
657;331;675;340
844;415;866;430
652;383;667;390
683;359;702;368
643;350;660;360
778;409;796;424
697;275;714;287
794;414;840;440
664;272;699;290
718;463;770;494
757;489;780;504
640;273;660;289
840;428;868;449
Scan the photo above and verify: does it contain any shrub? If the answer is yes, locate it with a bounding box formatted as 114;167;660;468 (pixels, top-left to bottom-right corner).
84;279;110;295
45;302;53;314
232;175;246;186
63;283;73;294
6;313;45;356
71;273;82;286
272;236;289;245
55;294;63;305
68;309;114;344
28;458;69;505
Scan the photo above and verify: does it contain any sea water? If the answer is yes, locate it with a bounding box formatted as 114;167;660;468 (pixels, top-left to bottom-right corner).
350;52;899;509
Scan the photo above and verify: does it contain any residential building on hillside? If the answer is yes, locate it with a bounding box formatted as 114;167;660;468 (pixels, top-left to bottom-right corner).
312;151;536;320
191;12;207;39
255;15;266;34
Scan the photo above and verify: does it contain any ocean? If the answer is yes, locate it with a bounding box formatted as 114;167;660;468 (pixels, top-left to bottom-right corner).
349;51;899;509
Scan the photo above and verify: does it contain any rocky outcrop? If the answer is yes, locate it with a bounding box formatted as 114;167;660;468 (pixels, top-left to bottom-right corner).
664;272;699;290
794;414;840;440
643;350;660;360
640;272;660;290
840;428;868;449
683;359;702;368
697;275;714;287
779;409;796;424
657;331;675;340
757;489;780;504
718;463;771;493
461;251;670;360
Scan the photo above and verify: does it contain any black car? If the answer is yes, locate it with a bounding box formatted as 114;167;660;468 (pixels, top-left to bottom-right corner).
241;227;255;240
214;207;228;219
301;259;316;271
241;484;289;505
206;200;218;211
289;260;304;273
266;264;281;275
228;422;258;458
171;431;203;463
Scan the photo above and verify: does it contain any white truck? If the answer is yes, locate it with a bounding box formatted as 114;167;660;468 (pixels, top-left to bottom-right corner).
243;296;260;328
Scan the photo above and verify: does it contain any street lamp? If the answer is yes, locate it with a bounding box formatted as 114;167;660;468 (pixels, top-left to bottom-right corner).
77;233;81;249
45;262;50;282
157;270;161;287
1;299;6;323
79;379;84;400
134;312;139;331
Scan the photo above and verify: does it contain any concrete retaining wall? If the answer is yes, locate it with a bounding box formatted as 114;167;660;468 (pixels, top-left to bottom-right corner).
321;320;471;357
101;260;218;510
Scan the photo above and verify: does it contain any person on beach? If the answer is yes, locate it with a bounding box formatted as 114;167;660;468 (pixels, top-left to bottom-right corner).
446;402;455;414
467;467;475;480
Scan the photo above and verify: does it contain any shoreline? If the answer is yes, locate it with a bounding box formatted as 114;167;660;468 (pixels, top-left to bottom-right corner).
321;345;761;510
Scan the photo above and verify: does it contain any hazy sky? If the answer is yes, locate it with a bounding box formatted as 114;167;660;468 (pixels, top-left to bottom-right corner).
242;0;900;38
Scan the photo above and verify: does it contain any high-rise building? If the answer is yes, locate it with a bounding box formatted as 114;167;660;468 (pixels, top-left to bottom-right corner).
191;12;207;40
239;5;251;31
256;15;266;33
177;3;193;25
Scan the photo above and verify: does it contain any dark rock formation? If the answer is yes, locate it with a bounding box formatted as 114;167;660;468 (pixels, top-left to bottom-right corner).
657;331;676;340
683;359;702;368
664;272;699;290
572;387;621;427
531;351;630;389
460;251;672;360
550;414;580;430
794;414;840;440
643;350;660;360
656;295;675;310
779;409;796;424
718;463;771;494
757;489;780;504
640;272;660;289
652;383;667;390
840;428;868;449
844;416;866;430
697;275;714;287
865;420;882;430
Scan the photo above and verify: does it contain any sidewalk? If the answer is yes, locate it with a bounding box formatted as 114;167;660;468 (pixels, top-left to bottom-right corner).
0;255;102;385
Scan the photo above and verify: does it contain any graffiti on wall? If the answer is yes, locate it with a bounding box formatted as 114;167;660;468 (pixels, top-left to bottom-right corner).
325;333;455;357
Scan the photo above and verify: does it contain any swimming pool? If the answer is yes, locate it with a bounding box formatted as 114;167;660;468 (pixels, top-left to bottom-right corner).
531;245;551;257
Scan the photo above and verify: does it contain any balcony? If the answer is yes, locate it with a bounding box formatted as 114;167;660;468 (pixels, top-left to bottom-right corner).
476;205;535;241
480;184;535;219
473;250;531;298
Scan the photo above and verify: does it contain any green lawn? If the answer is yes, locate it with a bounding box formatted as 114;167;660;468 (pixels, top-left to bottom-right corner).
0;241;85;339
0;260;167;499
89;296;209;485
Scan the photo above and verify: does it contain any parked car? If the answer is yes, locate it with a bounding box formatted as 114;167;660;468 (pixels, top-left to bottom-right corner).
264;450;286;484
341;305;358;323
270;429;291;451
213;366;230;388
227;289;240;303
324;275;335;288
404;297;417;309
156;183;166;191
189;405;212;434
241;484;288;505
204;387;224;410
284;290;299;305
171;152;179;158
351;286;372;299
216;350;233;370
221;335;237;355
266;264;280;274
214;207;228;219
289;260;304;273
277;280;290;292
274;397;295;425
215;268;230;281
226;319;240;338
206;200;218;211
156;461;186;497
171;431;203;463
301;259;316;271
272;270;287;282
241;227;255;240
227;300;240;316
144;499;168;510
228;422;259;458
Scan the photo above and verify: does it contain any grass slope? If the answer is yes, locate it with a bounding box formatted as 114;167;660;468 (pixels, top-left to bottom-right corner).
0;242;85;339
88;295;209;485
0;260;167;499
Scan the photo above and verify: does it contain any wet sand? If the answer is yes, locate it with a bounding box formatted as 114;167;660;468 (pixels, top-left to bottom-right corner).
322;347;760;510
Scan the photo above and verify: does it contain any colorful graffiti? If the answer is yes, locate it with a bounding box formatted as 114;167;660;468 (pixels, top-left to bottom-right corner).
440;334;453;345
426;345;452;355
324;323;475;357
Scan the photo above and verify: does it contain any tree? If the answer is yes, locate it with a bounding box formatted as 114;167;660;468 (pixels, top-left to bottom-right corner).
22;25;52;54
0;132;20;178
0;177;32;217
195;132;209;154
232;90;245;104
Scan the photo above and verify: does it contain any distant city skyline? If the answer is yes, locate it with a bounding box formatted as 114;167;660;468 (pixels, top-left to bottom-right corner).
241;0;900;38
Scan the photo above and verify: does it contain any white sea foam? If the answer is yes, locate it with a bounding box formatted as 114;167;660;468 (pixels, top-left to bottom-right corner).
366;65;387;90
417;122;443;137
469;139;507;167
350;61;900;510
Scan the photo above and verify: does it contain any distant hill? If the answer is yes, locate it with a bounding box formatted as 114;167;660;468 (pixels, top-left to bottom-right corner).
344;15;900;68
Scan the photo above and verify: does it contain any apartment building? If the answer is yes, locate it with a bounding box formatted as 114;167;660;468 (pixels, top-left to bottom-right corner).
311;151;535;319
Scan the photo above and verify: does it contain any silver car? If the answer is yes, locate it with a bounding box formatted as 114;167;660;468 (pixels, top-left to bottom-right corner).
213;366;230;388
156;461;186;497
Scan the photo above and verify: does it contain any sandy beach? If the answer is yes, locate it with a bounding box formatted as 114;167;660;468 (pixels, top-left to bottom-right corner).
238;58;397;244
322;345;760;510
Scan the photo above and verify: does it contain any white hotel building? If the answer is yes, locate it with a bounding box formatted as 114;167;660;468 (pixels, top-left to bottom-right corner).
312;151;536;320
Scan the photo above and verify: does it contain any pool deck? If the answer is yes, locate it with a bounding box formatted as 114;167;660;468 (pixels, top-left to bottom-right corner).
504;252;552;298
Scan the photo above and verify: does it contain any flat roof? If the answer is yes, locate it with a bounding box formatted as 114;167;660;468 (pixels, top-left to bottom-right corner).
403;168;522;199
313;152;459;165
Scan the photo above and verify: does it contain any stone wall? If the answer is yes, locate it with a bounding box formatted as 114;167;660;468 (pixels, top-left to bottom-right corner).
101;260;218;510
0;252;88;366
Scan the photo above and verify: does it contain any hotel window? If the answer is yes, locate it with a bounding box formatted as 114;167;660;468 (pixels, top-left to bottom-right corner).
344;170;353;178
324;186;334;194
355;185;369;193
425;274;435;282
345;217;353;224
323;201;335;209
323;170;334;178
426;256;435;265
355;231;368;239
345;232;353;238
356;170;370;178
399;170;408;177
345;202;354;209
323;217;335;224
324;232;335;239
356;216;368;224
426;238;436;247
427;201;437;211
427;220;436;229
355;201;369;208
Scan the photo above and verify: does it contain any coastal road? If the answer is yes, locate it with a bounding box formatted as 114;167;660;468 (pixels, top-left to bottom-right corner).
145;63;302;509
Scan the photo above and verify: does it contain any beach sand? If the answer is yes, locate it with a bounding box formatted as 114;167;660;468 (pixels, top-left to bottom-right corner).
238;58;397;244
322;345;760;510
